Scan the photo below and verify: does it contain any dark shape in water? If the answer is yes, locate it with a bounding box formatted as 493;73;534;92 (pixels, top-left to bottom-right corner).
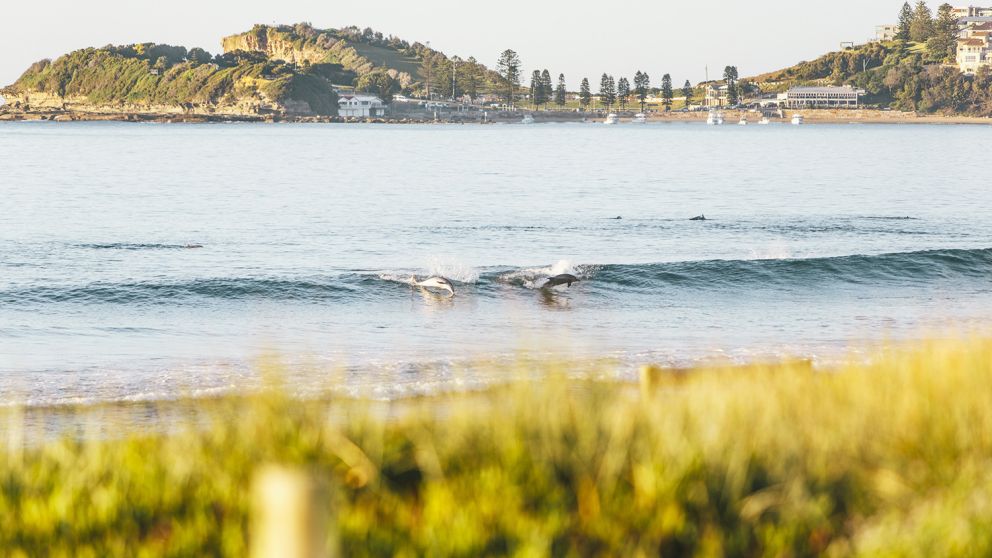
690;215;707;221
543;274;580;289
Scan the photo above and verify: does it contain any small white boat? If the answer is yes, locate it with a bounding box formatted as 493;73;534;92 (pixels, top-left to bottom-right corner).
738;116;748;126
791;114;804;126
521;114;535;124
604;113;620;125
631;113;647;124
706;110;724;125
759;117;770;125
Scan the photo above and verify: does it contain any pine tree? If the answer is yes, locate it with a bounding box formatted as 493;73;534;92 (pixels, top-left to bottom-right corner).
579;78;591;109
909;0;934;43
661;74;673;111
541;69;553;109
634;71;650;112
599;74;613;110
617;77;631;110
926;3;957;61
496;49;521;106
723;66;739;106
530;70;546;108
555;73;567;109
459;57;480;101
897;2;913;41
682;80;694;108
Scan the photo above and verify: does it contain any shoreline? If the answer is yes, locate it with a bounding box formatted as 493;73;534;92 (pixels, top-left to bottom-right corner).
4;107;992;125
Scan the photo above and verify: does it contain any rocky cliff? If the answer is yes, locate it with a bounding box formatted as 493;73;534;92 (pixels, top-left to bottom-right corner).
221;24;422;88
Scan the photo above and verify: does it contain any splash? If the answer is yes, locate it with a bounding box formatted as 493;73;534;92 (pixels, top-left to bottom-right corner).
425;256;480;284
498;259;583;289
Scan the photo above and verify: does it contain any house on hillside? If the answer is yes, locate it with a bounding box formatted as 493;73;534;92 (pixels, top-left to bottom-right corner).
955;6;992;18
875;24;898;42
783;86;864;109
957;37;991;73
704;84;730;107
338;94;386;118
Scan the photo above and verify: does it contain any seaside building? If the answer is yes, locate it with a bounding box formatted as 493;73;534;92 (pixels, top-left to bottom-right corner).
956;17;992;73
955;5;992;18
875;25;899;42
704;84;730;107
783;86;864;109
337;94;386;118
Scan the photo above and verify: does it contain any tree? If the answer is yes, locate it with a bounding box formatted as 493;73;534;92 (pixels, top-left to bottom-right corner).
421;52;439;100
457;57;481;101
497;49;521;106
633;71;650;112
530;70;548;108
541;69;553;109
355;70;401;103
682;80;694;108
661;74;673;111
897;2;914;41
555;73;567;109
927;3;958;62
599;74;616;110
186;47;212;65
617;77;631;110
723;66;739;105
909;0;934;43
579;78;591;109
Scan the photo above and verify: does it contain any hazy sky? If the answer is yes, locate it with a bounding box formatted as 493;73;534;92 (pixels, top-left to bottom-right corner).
1;0;900;89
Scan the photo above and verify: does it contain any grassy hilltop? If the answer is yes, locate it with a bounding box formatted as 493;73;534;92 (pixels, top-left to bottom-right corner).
3;339;992;556
750;40;992;115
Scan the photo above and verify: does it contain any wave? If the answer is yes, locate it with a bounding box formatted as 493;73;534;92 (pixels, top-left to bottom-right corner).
77;243;204;250
2;248;990;305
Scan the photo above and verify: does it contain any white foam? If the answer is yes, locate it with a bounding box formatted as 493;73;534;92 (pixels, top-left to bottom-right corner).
499;259;580;289
425;256;480;284
378;273;418;286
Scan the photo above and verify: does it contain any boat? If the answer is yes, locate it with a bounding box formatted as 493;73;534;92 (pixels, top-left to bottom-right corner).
791;114;804;126
738;115;748;126
521;114;535;124
604;113;620;125
759;117;770;125
631;113;647;124
706;110;724;125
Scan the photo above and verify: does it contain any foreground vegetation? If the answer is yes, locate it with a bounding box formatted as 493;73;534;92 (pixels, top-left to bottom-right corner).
3;339;992;556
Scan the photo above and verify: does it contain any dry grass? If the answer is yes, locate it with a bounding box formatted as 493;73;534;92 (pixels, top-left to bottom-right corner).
2;339;992;556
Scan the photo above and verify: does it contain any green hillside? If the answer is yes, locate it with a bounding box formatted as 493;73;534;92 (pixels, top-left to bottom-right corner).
751;38;992;115
2;44;341;116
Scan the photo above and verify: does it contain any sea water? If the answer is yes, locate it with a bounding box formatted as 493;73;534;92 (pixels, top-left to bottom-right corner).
2;121;991;405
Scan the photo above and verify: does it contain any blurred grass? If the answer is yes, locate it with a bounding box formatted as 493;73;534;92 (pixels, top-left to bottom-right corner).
3;339;992;556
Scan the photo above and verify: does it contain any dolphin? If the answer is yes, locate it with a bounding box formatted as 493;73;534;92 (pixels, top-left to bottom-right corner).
543;274;580;289
412;276;455;296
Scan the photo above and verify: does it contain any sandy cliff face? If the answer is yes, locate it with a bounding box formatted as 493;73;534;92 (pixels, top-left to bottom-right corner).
222;28;335;66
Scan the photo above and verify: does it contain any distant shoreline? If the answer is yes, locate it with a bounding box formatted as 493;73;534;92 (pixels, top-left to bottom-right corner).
3;108;992;125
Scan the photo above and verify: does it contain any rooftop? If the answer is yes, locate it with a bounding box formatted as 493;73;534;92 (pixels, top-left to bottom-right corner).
786;86;861;94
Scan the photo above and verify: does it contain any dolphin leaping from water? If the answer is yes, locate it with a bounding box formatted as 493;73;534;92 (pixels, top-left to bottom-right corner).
543;274;580;289
412;276;455;296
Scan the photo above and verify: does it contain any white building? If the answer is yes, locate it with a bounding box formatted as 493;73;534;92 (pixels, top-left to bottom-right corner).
784;86;864;108
955;6;992;18
338;94;386;118
875;24;898;41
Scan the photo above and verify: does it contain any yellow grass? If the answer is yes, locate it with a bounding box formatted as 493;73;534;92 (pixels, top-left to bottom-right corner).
2;338;992;556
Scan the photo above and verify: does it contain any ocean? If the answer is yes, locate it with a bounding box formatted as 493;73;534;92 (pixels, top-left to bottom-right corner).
2;120;991;406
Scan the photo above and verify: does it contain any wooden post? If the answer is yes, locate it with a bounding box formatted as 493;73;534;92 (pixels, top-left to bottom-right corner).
639;365;664;399
252;466;333;558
